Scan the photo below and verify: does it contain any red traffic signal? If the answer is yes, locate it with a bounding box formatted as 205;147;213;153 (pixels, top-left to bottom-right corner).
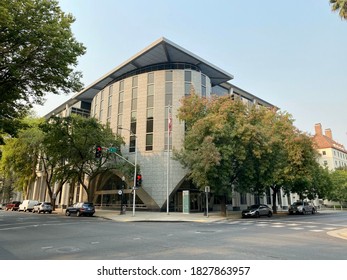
95;146;102;158
136;174;142;187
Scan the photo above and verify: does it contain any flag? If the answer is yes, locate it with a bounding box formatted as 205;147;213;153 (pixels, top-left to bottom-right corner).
168;107;172;135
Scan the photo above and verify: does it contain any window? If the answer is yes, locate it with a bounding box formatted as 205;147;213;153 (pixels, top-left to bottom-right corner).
117;81;124;134
322;151;326;155
148;72;154;84
130;76;138;153
131;88;137;110
240;193;247;205
201;74;206;98
107;85;113;121
132;76;138;87
165;82;172;106
94;95;98;118
185;70;192;95
146;73;154;151
129;136;136;153
147;85;154;107
99;90;104;120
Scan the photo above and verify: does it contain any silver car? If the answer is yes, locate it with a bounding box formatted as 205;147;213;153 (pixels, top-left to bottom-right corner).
33;202;53;214
242;204;273;218
288;201;316;215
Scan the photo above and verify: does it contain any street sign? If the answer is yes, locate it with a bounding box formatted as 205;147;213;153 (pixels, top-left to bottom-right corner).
108;147;117;153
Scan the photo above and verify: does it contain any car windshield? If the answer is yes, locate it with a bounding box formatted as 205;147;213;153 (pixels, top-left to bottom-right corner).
84;203;93;207
44;202;52;205
292;202;302;206
249;205;260;210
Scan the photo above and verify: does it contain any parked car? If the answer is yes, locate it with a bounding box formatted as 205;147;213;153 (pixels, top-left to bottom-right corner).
242;204;273;218
5;201;21;211
65;202;95;217
288;201;316;215
18;200;39;212
33;202;53;214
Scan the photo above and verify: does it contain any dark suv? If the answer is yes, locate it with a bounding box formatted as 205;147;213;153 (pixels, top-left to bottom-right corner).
65;202;95;217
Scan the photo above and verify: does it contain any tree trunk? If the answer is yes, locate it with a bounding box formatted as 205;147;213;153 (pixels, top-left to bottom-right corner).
220;194;227;217
271;187;277;214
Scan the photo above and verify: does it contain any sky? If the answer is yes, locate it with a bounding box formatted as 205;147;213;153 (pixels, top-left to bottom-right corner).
33;0;347;146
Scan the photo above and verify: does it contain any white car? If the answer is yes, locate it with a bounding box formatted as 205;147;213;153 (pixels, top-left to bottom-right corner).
18;200;39;212
32;202;53;214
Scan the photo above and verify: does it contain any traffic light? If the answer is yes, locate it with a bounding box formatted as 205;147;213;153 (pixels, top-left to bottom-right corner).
136;174;142;187
95;146;102;158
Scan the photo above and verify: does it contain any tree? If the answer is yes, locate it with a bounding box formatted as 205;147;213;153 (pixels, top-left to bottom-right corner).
176;93;263;215
0;0;86;143
40;115;125;202
330;0;347;20
328;168;347;205
176;93;326;215
0;117;44;198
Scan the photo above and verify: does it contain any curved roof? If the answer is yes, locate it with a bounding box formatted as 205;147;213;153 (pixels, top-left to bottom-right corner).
73;37;234;101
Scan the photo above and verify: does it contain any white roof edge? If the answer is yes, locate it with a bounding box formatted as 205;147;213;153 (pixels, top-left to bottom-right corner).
72;37;234;99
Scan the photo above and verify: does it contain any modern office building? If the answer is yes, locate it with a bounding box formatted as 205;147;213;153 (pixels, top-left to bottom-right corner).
32;37;290;212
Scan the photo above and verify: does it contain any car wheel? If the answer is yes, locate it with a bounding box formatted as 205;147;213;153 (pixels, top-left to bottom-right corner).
255;211;260;218
49;211;52;214
302;209;306;215
312;208;316;214
65;210;70;216
267;211;272;217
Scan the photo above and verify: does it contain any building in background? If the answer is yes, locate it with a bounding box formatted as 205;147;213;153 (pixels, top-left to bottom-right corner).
313;123;347;170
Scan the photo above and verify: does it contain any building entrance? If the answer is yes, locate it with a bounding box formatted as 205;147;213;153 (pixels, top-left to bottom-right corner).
171;179;203;212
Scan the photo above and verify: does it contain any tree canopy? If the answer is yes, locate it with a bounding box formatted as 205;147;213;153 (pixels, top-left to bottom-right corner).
1;115;126;203
40;115;125;202
0;0;86;143
330;0;347;20
175;93;331;213
328;168;347;204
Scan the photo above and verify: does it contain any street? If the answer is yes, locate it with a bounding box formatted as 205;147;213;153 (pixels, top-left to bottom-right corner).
0;210;347;260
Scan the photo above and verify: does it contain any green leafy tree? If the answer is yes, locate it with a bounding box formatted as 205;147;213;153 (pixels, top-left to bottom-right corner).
176;93;326;214
330;0;347;20
40;115;125;202
328;169;347;205
176;93;263;215
0;0;86;143
0;117;44;198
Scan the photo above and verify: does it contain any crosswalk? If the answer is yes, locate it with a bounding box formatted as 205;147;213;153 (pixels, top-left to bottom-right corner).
214;219;339;233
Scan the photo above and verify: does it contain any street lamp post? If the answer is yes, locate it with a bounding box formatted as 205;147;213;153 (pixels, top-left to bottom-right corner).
120;176;125;215
118;126;137;217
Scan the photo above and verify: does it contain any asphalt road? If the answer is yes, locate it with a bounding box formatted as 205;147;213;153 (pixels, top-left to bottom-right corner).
1;210;347;260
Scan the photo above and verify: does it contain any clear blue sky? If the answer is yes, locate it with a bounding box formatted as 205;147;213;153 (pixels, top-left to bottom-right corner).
33;0;347;146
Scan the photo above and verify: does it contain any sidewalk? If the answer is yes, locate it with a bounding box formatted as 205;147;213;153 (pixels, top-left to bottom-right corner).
94;209;230;223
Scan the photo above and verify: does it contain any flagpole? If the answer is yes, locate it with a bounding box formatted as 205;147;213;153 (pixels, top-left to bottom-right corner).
167;105;171;215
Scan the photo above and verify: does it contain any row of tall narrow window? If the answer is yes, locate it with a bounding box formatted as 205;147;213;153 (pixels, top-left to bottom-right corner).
93;70;207;152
